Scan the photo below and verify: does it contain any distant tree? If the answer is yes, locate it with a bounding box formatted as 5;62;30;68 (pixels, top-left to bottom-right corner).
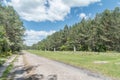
31;7;120;52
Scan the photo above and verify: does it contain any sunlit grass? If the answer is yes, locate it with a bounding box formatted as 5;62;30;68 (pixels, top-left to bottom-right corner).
27;50;120;79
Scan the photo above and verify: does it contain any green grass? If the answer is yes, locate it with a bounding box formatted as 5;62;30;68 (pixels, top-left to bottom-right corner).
0;52;12;66
0;58;6;66
27;50;120;79
0;55;18;80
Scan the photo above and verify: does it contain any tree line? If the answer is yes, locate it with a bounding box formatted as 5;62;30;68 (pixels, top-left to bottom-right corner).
0;4;25;55
31;7;120;52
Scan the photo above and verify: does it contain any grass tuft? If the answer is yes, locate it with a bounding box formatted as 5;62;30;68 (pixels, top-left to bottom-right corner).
0;55;18;79
27;50;120;79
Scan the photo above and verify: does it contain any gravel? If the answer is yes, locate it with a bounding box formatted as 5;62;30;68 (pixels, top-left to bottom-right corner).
20;51;112;80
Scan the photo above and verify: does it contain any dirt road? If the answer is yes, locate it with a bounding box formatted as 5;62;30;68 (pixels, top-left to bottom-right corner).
12;51;112;80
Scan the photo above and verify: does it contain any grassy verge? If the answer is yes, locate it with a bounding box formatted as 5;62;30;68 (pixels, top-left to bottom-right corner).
0;52;12;66
0;59;6;66
27;50;120;79
0;55;18;80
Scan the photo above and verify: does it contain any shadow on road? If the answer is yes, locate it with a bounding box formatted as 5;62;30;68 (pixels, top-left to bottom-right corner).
9;64;57;80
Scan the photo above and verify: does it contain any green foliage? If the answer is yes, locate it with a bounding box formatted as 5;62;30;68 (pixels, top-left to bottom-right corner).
0;59;5;66
0;4;25;55
28;50;120;79
60;45;68;51
2;64;13;78
0;55;17;79
31;7;120;52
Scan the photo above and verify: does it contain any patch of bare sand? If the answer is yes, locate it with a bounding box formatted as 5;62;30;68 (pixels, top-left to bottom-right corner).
94;61;109;64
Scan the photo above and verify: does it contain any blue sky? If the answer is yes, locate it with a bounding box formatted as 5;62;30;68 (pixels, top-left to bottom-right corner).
23;0;120;31
3;0;120;46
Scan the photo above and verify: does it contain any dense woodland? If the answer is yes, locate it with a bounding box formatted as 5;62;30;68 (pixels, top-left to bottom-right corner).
0;4;25;55
31;7;120;52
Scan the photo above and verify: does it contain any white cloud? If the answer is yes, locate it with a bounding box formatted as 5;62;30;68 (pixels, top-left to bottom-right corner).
63;0;101;7
98;3;103;6
79;13;87;19
24;30;56;46
3;0;7;5
79;13;92;19
9;0;101;22
1;0;9;6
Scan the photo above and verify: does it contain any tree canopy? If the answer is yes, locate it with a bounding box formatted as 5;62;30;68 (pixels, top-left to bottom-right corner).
0;4;25;54
31;7;120;52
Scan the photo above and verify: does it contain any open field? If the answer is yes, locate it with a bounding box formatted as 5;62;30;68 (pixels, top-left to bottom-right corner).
27;50;120;79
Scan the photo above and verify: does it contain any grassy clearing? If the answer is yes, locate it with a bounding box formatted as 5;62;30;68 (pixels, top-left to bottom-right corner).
28;50;120;79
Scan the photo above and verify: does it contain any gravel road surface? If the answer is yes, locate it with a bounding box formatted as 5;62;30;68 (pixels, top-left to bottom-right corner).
14;51;111;80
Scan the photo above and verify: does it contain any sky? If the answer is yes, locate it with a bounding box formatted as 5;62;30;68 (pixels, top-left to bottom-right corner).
2;0;120;46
